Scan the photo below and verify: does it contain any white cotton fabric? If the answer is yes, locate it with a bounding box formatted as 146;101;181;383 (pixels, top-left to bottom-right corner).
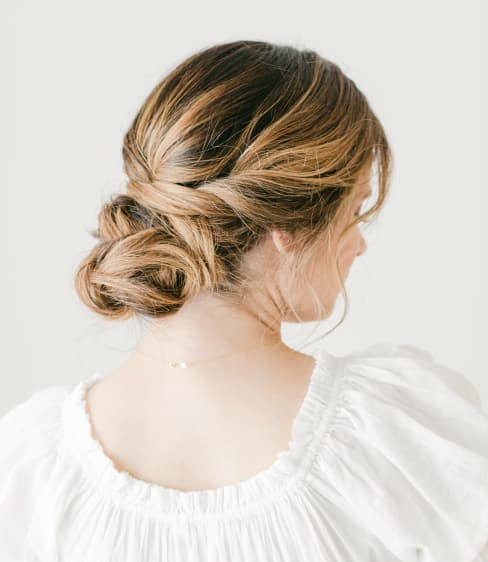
1;342;488;562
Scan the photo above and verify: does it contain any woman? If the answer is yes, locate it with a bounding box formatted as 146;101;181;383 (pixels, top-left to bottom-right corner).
1;40;487;561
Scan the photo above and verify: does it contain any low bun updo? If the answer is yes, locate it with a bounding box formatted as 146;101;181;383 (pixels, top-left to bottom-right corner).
74;40;393;322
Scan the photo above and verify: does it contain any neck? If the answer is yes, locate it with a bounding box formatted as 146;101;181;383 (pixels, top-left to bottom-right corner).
133;290;285;368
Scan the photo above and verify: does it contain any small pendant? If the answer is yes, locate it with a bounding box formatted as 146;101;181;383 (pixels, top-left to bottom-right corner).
169;361;188;368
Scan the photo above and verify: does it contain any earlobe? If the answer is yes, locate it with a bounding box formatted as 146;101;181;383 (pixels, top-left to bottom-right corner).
270;230;292;255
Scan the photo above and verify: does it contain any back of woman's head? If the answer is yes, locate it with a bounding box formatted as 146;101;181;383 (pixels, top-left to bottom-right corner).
75;40;393;325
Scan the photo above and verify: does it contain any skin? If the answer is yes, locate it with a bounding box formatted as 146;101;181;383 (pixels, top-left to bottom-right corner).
85;166;372;491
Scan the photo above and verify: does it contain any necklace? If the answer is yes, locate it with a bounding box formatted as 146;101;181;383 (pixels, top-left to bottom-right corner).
133;337;284;369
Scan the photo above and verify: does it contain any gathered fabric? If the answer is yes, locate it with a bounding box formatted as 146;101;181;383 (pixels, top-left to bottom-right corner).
1;342;487;561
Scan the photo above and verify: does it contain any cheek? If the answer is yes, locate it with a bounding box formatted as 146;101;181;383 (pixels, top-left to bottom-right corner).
338;234;359;274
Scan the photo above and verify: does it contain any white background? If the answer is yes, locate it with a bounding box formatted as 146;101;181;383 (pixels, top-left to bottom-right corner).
2;0;487;413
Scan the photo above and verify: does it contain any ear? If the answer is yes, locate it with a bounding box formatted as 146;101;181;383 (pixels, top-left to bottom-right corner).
270;229;293;255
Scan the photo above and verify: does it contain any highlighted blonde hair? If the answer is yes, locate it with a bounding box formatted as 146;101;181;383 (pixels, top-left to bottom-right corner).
75;40;393;337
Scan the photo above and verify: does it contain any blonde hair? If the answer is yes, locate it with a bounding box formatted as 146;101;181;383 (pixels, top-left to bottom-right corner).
74;40;393;337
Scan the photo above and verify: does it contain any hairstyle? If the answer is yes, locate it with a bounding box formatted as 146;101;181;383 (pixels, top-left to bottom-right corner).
74;40;393;338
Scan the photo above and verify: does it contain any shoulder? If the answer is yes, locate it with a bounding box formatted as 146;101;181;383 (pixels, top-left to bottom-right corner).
309;341;488;561
0;384;70;454
0;381;70;480
1;382;70;423
340;341;483;409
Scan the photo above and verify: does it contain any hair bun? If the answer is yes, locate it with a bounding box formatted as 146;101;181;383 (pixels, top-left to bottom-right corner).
74;193;225;319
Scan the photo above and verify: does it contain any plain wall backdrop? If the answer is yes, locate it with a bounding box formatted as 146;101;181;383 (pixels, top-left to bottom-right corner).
2;0;487;414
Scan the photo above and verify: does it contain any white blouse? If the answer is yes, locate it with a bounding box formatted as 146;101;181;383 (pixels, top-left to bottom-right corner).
1;342;488;562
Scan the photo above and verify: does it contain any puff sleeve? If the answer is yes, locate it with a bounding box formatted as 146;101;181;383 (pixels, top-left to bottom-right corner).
308;343;488;562
0;385;69;561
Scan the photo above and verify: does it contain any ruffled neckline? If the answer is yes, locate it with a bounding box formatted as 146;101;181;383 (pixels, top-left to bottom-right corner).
59;346;345;520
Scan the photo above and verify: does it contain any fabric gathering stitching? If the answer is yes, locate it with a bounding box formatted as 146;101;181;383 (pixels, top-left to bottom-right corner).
57;351;349;523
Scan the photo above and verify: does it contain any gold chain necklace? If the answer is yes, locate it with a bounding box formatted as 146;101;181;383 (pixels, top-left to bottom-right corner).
133;337;284;369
